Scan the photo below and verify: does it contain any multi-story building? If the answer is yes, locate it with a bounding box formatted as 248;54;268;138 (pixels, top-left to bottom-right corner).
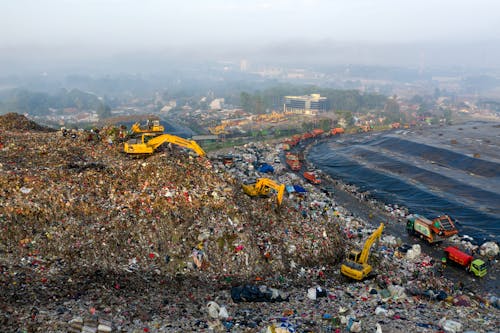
283;94;329;115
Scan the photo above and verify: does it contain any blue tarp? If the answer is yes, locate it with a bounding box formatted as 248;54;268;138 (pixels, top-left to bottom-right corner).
258;163;274;173
293;185;307;193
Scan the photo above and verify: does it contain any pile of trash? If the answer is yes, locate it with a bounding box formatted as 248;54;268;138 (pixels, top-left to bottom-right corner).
0;124;498;332
0;112;55;132
0;127;346;331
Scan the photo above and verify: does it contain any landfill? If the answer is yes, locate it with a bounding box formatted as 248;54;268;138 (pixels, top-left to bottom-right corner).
0;113;498;332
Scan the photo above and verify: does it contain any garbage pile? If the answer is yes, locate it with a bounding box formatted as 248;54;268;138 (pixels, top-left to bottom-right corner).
0;112;55;132
0;125;498;332
0;127;346;331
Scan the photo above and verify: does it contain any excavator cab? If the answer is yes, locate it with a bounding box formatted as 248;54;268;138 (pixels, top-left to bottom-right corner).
341;223;384;280
347;250;362;262
130;119;165;135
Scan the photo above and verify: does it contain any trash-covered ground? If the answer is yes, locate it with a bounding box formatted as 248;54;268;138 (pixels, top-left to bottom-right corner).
0;114;498;332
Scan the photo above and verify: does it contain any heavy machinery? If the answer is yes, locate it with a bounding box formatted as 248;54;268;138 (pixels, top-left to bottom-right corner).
130;119;164;134
303;171;321;184
124;133;206;157
406;214;458;244
443;246;487;277
242;178;285;206
341;223;384;280
208;124;228;135
285;153;301;171
330;127;345;135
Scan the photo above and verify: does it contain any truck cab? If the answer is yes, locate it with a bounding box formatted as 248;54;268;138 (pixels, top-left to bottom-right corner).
469;259;487;277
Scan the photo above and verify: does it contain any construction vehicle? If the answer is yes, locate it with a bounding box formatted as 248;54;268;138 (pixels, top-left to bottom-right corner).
302;132;314;140
406;214;458;244
330;127;345;135
256;111;285;123
285;153;302;171
124;133;206;157
242;178;285;206
208;124;228;135
303;171;321;184
130;119;164;134
341;223;384;280
444;246;487;277
310;128;325;137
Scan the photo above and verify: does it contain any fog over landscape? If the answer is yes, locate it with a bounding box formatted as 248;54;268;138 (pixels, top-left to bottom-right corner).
2;0;500;74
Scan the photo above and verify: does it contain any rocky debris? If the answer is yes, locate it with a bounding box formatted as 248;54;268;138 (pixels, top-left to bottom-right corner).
0;128;498;332
0;112;56;132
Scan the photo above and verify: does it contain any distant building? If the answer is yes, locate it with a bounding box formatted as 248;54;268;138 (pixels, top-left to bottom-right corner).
283;94;328;115
210;98;224;110
240;59;249;72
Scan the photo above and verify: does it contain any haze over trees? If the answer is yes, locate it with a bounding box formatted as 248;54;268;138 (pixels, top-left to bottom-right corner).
0;88;111;118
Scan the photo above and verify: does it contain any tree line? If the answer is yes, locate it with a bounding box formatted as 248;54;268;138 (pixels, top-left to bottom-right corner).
238;85;388;114
0;88;111;118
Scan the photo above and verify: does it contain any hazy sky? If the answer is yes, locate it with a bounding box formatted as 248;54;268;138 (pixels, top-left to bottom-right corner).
2;0;500;71
3;0;499;47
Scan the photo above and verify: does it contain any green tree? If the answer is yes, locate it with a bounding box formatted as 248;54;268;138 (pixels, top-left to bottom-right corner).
443;108;452;124
240;92;252;112
384;98;402;123
319;118;332;131
301;121;314;132
335;110;354;126
254;94;265;114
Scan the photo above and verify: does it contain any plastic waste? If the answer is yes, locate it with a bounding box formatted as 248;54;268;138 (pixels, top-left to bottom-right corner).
375;306;388;316
20;186;33;194
388;285;406;300
349;321;362;332
206;301;220;319
479;241;499;257
307;287;317;300
219;306;229;319
439;318;463;333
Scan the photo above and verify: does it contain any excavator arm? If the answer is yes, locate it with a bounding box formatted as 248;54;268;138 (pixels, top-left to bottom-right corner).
242;178;285;205
358;223;384;264
341;223;384;280
147;134;205;156
124;133;205;157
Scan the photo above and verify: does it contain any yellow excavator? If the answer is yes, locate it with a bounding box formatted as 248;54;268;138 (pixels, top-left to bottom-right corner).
130;119;165;134
124;133;206;157
341;223;384;280
208;124;228;135
242;178;285;206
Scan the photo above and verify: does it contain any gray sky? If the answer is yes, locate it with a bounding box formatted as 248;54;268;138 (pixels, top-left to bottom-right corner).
2;0;500;70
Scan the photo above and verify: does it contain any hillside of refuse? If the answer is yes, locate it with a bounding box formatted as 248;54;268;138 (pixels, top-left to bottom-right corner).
0;114;344;293
1;114;498;333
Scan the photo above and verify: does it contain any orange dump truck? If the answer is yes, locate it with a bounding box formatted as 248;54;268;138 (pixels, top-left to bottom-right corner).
310;128;325;137
303;171;321;184
444;246;487;277
331;128;345;135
